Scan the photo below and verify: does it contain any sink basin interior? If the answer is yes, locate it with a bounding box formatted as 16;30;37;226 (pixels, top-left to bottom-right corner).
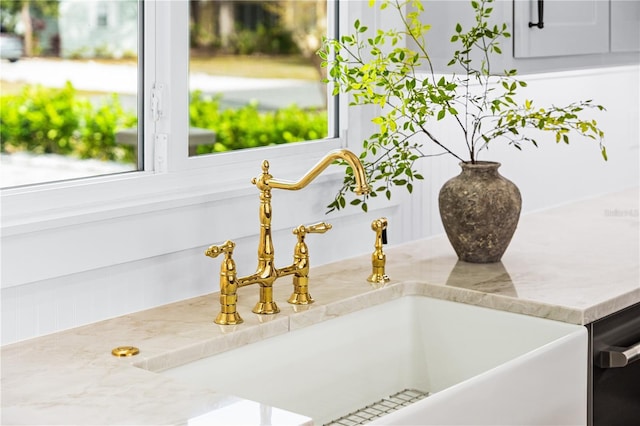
157;296;583;424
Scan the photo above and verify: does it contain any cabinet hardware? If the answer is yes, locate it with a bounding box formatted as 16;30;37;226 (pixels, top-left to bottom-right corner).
596;340;640;368
528;0;544;29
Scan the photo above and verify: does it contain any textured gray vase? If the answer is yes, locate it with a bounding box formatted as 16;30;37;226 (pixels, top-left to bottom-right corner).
438;162;522;263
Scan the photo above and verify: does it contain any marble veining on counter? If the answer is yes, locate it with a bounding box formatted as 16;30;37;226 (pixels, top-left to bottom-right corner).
1;188;638;425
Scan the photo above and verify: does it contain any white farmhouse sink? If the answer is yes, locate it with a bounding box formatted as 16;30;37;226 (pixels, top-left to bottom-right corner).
160;296;587;425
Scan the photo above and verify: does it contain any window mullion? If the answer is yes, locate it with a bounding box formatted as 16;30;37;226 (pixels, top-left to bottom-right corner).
151;0;190;173
141;0;154;172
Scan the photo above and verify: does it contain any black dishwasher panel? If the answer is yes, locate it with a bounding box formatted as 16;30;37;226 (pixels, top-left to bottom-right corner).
591;301;640;426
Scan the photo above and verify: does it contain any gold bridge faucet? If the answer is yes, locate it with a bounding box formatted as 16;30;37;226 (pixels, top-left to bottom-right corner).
205;149;370;325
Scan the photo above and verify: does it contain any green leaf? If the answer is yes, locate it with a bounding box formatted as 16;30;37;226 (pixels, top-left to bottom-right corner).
437;109;446;120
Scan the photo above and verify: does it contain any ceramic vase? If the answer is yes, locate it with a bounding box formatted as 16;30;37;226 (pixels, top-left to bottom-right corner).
438;161;521;263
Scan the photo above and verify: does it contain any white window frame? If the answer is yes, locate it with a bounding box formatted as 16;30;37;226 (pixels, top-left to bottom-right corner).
0;0;373;288
2;0;346;229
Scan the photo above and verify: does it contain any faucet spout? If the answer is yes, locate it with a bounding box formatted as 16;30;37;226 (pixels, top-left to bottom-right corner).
264;149;370;195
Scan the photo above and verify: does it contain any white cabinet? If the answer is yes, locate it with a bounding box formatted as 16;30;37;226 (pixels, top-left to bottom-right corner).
417;0;639;74
611;0;640;52
514;0;610;58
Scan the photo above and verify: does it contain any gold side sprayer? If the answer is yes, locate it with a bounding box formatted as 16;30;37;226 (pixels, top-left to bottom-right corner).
205;149;369;325
367;217;390;285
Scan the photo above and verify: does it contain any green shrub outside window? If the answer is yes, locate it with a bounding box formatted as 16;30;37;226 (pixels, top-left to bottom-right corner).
0;83;328;162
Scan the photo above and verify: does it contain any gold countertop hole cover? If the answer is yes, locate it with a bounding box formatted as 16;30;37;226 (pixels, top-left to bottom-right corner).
111;346;140;357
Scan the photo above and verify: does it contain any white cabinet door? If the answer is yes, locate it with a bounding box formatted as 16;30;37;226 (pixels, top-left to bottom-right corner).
611;0;640;52
514;0;610;58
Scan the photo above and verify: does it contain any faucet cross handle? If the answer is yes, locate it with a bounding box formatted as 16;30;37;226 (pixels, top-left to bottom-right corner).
205;240;243;325
293;222;332;238
287;222;331;306
205;240;235;258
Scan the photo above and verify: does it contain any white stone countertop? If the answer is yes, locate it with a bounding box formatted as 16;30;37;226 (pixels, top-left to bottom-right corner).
2;188;638;425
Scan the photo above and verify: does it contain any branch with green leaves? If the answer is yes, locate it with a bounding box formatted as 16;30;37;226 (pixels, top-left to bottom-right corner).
319;0;606;213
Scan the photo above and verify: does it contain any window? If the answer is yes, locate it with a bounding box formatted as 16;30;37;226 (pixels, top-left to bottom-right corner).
153;0;341;175
1;0;355;290
0;0;337;188
0;0;140;188
188;1;331;157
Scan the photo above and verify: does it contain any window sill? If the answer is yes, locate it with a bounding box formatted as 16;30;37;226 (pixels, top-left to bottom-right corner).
1;139;343;237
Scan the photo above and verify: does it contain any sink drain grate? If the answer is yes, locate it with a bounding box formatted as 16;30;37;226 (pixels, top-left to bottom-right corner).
324;388;430;425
